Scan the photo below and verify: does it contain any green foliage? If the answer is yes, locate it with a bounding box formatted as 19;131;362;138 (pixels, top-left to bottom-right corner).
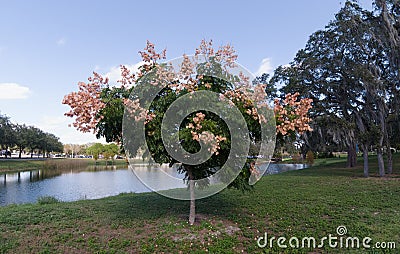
271;0;400;174
0;113;63;158
86;143;105;161
86;143;120;163
37;196;60;205
103;143;120;164
96;86;131;143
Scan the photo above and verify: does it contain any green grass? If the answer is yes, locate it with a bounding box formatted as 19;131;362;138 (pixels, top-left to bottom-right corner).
37;196;60;205
0;155;399;253
0;159;44;172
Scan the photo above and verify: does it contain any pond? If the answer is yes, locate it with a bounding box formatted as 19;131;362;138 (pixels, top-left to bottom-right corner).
0;163;308;206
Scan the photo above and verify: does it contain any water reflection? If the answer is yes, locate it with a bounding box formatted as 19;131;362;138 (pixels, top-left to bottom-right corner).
260;163;308;175
0;165;187;206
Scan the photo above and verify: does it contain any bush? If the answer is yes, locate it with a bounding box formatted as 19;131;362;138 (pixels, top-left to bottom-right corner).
316;151;335;159
306;151;315;165
37;196;60;205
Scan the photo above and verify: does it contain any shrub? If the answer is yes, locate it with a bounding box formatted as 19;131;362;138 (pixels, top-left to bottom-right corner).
292;153;302;163
37;196;60;205
306;151;315;165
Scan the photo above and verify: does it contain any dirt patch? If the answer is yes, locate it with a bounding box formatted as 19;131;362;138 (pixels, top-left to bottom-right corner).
170;213;242;241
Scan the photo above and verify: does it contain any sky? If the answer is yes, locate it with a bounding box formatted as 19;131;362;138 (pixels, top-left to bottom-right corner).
0;0;373;145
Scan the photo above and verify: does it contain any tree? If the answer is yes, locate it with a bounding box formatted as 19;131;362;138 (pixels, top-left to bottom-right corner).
103;143;119;165
43;133;63;156
271;0;399;177
372;0;400;175
25;126;40;157
0;114;16;158
86;143;105;161
14;124;30;158
0;114;63;158
63;40;313;225
63;143;83;158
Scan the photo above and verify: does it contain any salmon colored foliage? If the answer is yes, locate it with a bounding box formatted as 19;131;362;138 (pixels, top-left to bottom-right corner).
274;92;313;136
62;72;107;133
63;40;313;149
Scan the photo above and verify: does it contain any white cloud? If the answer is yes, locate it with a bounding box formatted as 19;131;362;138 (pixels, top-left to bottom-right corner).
0;83;31;99
255;58;273;76
56;38;66;46
37;115;106;145
39;116;69;130
104;61;144;85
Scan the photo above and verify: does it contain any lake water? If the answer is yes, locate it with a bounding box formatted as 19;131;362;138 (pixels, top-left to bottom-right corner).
0;163;308;206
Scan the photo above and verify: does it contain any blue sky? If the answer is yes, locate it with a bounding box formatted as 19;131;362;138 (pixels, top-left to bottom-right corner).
0;0;373;144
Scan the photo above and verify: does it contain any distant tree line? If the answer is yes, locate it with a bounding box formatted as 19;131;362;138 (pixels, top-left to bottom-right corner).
85;143;120;164
0;113;63;158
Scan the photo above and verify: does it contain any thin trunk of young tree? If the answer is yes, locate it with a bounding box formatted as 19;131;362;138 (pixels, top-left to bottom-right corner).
377;110;386;177
355;112;368;175
387;148;393;174
187;167;196;225
385;128;393;174
362;144;369;177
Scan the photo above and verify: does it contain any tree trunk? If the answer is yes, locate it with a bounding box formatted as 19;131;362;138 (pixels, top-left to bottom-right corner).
387;148;393;174
187;167;196;225
377;151;385;177
362;144;369;177
3;146;8;159
19;147;22;159
377;110;385;177
377;148;385;177
385;129;393;174
347;143;357;168
354;112;369;174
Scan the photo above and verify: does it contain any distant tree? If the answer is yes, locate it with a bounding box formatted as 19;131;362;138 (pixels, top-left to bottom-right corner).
14;124;30;158
0;114;16;158
0;114;63;159
43;133;63;156
63;144;82;158
86;143;105;161
103;143;119;165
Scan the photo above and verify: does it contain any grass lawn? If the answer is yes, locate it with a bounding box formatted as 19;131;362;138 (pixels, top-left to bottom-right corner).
0;155;399;253
0;159;45;173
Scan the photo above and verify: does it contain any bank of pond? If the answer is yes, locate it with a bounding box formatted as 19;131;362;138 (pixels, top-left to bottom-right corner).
0;163;308;206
